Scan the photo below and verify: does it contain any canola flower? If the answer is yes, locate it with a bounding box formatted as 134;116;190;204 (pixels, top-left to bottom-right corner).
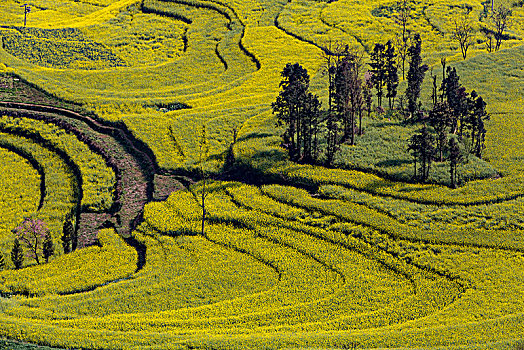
0;0;522;348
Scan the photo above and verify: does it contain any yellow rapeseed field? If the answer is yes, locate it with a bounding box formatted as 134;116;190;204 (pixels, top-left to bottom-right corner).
0;0;523;348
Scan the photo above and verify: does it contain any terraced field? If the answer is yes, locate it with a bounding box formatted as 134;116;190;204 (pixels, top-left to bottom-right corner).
0;0;523;349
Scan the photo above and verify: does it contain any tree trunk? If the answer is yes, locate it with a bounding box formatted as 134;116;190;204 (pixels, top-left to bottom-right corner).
358;109;363;136
450;163;456;188
201;179;206;236
33;239;40;264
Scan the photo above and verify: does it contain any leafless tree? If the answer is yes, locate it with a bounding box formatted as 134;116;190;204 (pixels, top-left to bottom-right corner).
321;41;339;165
492;6;512;51
394;0;411;79
335;47;364;145
451;12;475;59
485;32;494;52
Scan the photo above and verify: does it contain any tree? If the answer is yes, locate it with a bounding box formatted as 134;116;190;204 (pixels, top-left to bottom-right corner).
11;238;23;269
224;127;237;170
384;40;399;109
467;91;489;158
369;43;386;107
272;63;312;161
322;45;339;166
448;137;463;188
300;92;322;162
407;131;421;180
61;219;74;254
43;231;54;263
198;125;209;236
394;0;411;79
440;67;467;135
451;12;475;60
0;253;5;271
408;126;435;182
430;69;438;107
405;34;428;120
335;48;363;145
485;32;494;53
363;71;373;118
21;4;31;27
492;6;512;51
440;57;447;99
13;217;49;265
428;102;453;161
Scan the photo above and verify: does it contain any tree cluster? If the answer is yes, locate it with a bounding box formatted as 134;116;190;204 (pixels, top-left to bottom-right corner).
10;217;54;268
451;5;512;59
5;217;77;270
272;63;321;164
408;65;489;186
273;44;388;166
273;33;489;188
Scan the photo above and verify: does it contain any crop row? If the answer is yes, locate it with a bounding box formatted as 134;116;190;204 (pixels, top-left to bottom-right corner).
319;184;524;232
0;113;115;212
0;28;126;69
0;178;523;348
0;229;136;296
0;180;458;347
141;186;459;327
0;131;77;266
260;184;524;251
0;147;41;261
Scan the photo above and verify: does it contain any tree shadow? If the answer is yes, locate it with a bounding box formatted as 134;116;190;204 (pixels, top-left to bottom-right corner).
375;159;411;167
236;132;277;143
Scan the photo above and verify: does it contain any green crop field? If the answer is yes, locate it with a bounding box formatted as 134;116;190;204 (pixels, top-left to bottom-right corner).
0;0;523;348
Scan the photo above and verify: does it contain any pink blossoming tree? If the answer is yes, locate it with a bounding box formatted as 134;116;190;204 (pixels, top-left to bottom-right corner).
13;217;49;265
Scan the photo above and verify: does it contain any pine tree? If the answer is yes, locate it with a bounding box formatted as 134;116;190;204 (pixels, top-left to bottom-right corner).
335;49;363;145
43;231;54;263
441;67;468;135
448;137;463;188
468;91;489;158
61;219;74;254
419;126;436;182
300;92;321;163
11;238;23;269
441;57;447;83
408;126;435;182
324;50;339;166
273;63;317;162
429;102;453;161
405;34;428;120
407;132;421;180
384;40;399;109
272;63;310;161
394;0;411;79
369;43;386;107
431;71;438;107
